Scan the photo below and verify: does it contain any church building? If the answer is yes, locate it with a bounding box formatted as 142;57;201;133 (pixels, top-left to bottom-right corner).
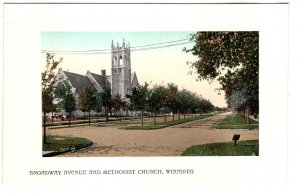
53;40;139;116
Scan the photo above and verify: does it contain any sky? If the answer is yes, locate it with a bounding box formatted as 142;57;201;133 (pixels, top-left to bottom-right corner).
41;32;227;107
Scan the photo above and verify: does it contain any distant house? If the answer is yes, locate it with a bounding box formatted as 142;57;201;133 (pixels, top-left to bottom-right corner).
53;40;139;117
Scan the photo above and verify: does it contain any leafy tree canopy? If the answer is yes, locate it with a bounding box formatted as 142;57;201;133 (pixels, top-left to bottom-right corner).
184;31;258;112
42;53;63;112
94;92;103;113
100;86;112;108
126;82;150;111
57;81;76;113
112;93;126;111
165;83;180;113
148;85;167;112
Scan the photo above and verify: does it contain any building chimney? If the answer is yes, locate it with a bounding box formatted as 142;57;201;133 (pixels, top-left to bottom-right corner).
101;69;106;77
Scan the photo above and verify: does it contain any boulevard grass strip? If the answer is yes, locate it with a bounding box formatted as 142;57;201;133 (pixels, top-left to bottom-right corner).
181;140;259;156
215;113;259;129
45;118;116;127
43;135;93;152
45;116;140;127
123;115;212;130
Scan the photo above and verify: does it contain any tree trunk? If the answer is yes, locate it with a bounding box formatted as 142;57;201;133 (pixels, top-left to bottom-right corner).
88;110;91;125
69;111;71;127
172;112;175;121
154;111;156;124
246;107;248;122
247;107;250;129
43;111;47;144
178;110;180;120
105;106;109;122
184;111;186;119
51;111;54;123
83;111;85;122
119;110;121;121
141;110;144;126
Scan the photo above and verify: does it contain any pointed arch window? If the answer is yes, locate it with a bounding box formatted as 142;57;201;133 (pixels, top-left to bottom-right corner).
119;55;123;66
114;56;118;66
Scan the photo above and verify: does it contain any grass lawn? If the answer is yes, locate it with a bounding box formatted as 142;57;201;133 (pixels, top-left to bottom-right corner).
182;140;259;156
215;113;259;129
45;118;115;127
45;116;140;127
43;135;93;152
123;115;212;130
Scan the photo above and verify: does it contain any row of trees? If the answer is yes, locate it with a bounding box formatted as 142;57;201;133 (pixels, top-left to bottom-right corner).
126;82;215;126
57;83;113;126
56;81;215;127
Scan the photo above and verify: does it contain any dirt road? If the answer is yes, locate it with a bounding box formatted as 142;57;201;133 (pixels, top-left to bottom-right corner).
47;112;258;157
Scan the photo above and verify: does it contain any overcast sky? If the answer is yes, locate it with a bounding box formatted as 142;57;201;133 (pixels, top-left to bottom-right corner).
41;32;227;107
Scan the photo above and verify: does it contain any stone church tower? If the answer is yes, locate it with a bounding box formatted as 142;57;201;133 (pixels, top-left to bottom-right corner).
52;39;139;117
111;39;132;98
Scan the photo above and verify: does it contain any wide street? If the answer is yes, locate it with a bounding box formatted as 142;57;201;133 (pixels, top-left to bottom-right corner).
47;112;259;157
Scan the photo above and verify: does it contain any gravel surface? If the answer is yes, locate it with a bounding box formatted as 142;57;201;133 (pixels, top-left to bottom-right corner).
47;112;259;157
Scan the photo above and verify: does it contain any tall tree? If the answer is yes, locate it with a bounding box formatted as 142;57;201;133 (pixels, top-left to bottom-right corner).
126;83;150;126
57;81;76;127
165;83;179;121
184;31;258;113
94;92;103;122
100;86;112;122
83;87;97;125
77;90;87;121
111;93;126;121
178;89;191;119
41;53;62;144
50;103;57;123
200;99;214;113
148;85;167;124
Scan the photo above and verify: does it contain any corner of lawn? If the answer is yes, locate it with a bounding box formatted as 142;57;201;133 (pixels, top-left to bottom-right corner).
181;140;259;156
181;113;259;156
215;113;259;130
43;135;93;156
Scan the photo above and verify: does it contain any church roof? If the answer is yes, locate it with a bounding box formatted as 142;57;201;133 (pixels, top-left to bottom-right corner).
90;72;109;89
63;71;95;92
130;71;139;89
106;76;112;89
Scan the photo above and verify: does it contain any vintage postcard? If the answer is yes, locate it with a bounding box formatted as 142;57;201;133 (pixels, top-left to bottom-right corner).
2;2;289;189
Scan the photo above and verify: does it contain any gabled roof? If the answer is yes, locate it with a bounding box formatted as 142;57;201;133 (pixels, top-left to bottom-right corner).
131;72;136;83
90;72;109;89
130;71;139;89
63;71;95;92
